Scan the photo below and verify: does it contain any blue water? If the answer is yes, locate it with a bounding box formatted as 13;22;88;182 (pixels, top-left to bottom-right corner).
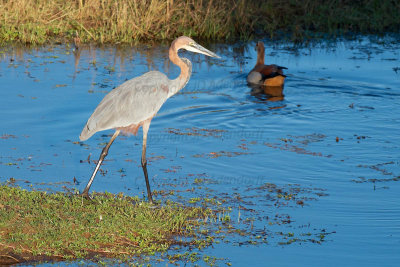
1;36;400;266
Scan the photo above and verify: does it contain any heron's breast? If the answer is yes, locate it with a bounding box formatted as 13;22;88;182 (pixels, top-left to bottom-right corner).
118;123;141;136
117;115;154;136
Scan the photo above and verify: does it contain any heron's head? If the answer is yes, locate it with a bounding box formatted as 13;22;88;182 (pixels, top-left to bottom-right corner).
173;36;220;58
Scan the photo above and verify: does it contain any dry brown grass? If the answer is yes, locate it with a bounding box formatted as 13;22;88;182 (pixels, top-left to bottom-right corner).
0;0;255;44
0;0;399;44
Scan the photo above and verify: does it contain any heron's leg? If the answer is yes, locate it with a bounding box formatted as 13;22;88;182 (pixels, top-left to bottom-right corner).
81;130;120;198
141;120;153;203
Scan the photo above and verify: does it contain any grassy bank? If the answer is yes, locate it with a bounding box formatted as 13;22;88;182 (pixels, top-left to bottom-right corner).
0;177;334;265
0;185;217;265
0;0;399;45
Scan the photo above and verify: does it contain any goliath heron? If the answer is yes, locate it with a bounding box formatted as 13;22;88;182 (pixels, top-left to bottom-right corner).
79;36;220;203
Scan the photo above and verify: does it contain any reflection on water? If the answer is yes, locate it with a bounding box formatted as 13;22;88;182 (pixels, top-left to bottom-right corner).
1;36;400;266
249;84;285;102
72;48;81;78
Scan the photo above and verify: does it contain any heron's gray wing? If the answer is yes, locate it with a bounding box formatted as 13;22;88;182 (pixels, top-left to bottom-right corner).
80;71;171;141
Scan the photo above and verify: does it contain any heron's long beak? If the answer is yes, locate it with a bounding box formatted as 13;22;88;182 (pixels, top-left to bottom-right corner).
185;43;221;59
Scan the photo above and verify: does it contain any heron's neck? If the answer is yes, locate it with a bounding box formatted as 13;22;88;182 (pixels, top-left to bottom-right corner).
169;48;192;97
256;48;265;66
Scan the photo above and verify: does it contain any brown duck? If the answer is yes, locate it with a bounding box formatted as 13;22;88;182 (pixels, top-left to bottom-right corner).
247;41;287;87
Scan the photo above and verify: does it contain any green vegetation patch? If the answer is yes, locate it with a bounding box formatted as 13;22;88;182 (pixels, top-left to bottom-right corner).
0;185;214;265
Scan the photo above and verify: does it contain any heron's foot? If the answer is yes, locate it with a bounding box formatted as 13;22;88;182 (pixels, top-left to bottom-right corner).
80;189;91;200
143;195;157;208
148;200;159;209
147;192;154;205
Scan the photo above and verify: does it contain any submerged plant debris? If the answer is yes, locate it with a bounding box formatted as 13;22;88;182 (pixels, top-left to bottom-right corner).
153;174;335;266
352;162;400;186
166;127;227;138
193;151;251;159
264;133;332;158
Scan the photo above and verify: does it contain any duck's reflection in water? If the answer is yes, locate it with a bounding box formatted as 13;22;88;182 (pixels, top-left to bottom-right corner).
249;84;284;102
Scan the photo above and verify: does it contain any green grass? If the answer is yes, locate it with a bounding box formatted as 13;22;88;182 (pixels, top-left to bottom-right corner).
0;0;399;45
0;185;216;264
0;179;335;265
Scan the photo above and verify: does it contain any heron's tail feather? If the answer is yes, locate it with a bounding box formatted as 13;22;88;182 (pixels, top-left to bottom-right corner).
79;124;94;141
